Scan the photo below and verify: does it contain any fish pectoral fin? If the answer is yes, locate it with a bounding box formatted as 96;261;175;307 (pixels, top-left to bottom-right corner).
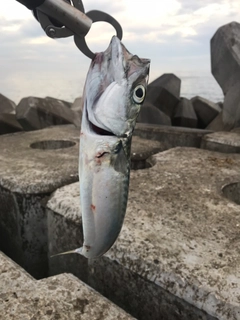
112;141;128;174
50;247;83;258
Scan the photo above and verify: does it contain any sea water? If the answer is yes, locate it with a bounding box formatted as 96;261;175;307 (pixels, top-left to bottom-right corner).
0;69;223;105
178;71;223;103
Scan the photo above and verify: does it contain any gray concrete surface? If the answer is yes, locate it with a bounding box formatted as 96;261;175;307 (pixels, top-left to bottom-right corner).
173;98;197;128
16;96;79;130
222;80;240;129
211;21;240;95
131;136;165;169
0;113;23;135
222;181;240;205
137;103;171;126
201;131;240;153
47;183;87;282
134;123;212;149
211;21;240;131
0;125;79;193
46;147;240;320
0;93;16;114
0;125;170;280
0;251;134;320
232;127;240;133
45;96;72;108
0;251;35;293
0;125;79;278
206;111;229;131
72;96;82;112
145;73;181;117
191;96;221;128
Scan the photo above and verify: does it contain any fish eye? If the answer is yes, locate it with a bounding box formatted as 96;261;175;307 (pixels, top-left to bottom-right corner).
133;85;145;104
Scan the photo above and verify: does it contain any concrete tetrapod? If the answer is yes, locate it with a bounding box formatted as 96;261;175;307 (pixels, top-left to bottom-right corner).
201;131;240;153
134;123;212;149
0;125;80;279
16;96;80;130
137;103;171;126
191;96;221;128
0;113;23;134
0;93;16;114
0;251;135;320
46;147;240;320
173;98;198;128
145;73;181;117
211;21;240;95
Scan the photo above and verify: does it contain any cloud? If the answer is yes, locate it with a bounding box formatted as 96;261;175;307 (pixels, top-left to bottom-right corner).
84;0;125;15
0;0;238;102
0;2;32;21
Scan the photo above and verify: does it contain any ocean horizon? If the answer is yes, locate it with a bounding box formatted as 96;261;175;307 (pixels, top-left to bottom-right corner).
0;69;223;105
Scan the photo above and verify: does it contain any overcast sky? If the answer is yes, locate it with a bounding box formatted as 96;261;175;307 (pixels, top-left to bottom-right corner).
0;0;239;103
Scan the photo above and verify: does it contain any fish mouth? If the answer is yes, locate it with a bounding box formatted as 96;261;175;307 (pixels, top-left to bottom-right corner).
89;121;115;136
86;108;115;136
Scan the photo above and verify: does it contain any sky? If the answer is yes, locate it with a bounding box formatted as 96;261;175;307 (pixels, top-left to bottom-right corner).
0;0;240;103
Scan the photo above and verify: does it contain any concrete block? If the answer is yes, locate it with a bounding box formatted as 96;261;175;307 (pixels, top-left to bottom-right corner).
16;96;79;131
0;93;16;114
173;98;198;128
72;96;82;112
137;103;171;126
232;127;240;133
0;251;35;293
145;74;181;117
131;136;165;170
45;96;72;108
191;96;221;128
222;80;240;129
0;125;79;278
71;97;83;127
201;131;240;153
45;147;240;320
0;113;23;135
0;252;134;319
211;22;240;95
206;111;232;131
134;123;212;149
47;183;87;282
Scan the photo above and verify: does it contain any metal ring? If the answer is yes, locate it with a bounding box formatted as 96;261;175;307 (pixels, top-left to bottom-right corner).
74;10;123;59
86;10;123;40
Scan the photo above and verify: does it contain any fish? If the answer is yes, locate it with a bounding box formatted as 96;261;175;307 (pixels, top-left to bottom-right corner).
54;36;150;259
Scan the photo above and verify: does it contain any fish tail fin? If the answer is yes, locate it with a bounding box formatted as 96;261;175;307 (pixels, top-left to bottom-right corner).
50;247;83;258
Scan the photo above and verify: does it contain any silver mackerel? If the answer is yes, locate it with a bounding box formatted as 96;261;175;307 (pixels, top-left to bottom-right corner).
56;36;150;259
79;36;150;258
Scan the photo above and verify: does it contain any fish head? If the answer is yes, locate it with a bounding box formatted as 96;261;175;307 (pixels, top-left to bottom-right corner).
84;36;150;137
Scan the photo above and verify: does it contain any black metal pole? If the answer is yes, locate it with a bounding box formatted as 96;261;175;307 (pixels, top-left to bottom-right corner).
15;0;46;10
